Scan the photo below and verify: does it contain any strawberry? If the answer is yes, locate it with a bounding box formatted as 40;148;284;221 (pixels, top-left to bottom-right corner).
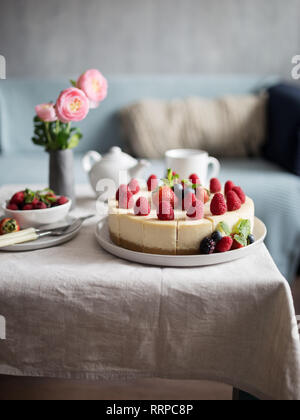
56;196;69;206
153;186;177;209
119;190;134;209
23;204;34;211
182;192;197;211
196;186;210;204
210;178;222;194
134;197;150;216
0;218;20;235
210;193;227;215
186;199;204;220
226;190;241;211
225;180;235;196
128;178;140;195
10;191;25;206
34;201;48;210
216;236;233;253
232;186;246;204
147;175;158;192
189;174;201;186
116;184;129;201
157;201;175;221
6;203;19;211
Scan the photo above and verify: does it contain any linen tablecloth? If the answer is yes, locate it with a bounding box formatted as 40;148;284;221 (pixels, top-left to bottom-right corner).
0;185;300;400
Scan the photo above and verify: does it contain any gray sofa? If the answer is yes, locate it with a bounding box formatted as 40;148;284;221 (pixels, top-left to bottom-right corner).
0;75;299;282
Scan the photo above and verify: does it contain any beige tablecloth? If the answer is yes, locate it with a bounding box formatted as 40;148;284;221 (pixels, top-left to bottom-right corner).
0;185;299;400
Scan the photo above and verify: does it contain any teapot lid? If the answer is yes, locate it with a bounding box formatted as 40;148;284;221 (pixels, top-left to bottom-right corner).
102;147;137;166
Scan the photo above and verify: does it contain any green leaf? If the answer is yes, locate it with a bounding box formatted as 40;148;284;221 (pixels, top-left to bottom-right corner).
233;234;247;247
70;79;77;87
233;219;251;238
217;222;231;236
68;132;82;149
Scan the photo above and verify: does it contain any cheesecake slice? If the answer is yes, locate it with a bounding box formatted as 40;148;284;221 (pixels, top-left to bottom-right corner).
177;218;213;255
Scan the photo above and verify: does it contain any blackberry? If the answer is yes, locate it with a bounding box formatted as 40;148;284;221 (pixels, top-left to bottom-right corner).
248;234;255;245
211;230;223;243
200;237;216;255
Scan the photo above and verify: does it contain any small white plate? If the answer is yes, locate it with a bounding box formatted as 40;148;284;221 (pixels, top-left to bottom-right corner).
95;217;267;267
0;216;81;252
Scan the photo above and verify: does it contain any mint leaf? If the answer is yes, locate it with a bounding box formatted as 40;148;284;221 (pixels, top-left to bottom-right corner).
233;219;251;238
233;234;247;247
217;222;231;236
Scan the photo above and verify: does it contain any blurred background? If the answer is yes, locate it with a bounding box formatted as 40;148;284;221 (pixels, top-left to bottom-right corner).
0;0;299;78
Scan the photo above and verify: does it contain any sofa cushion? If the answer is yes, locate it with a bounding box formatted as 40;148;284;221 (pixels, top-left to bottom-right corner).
264;83;300;175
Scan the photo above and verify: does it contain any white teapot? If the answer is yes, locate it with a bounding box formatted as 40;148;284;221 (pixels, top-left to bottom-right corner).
82;147;150;196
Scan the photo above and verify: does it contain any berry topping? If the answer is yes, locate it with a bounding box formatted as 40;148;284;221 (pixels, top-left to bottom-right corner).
200;237;216;255
182;192;197;211
211;230;223;243
210;178;222;194
10;191;25;206
189;174;201;186
134;197;151;216
147;175;159;192
232;186;246;204
34;201;48;210
7;203;19;211
231;234;247;250
216;236;233;253
248;234;255;245
116;184;129;201
210;193;227;215
119;190;134;209
56;196;69;206
226;190;242;211
186;199;204;220
153;186;177;209
196;187;210;204
128;178;140;195
224;180;235;196
23;204;34;211
157;201;175;221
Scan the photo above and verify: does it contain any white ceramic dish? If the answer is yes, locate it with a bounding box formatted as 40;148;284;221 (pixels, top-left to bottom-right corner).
95;217;267;267
2;199;72;229
0;216;81;252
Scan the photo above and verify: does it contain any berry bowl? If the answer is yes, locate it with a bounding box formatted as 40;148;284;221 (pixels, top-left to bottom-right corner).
2;198;72;229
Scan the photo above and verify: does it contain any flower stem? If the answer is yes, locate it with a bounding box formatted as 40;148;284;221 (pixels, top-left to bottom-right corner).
45;122;53;149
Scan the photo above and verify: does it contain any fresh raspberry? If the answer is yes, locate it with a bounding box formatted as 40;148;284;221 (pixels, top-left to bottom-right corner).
56;196;69;206
153;186;177;209
116;184;129;201
196;187;210;204
128;178;140;195
210;178;222;194
189;174;201;186
7;203;19;211
23;204;34;211
134;197;150;216
147;175;158;192
225;180;235;196
157;201;175;221
10;191;25;206
186;199;204;220
119;190;134;209
232;186;246;204
210;193;227;215
182;192;197;211
34;201;48;210
226;190;242;211
216;236;233;253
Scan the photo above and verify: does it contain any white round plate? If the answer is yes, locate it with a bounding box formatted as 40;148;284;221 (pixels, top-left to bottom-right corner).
95;217;267;267
0;216;81;252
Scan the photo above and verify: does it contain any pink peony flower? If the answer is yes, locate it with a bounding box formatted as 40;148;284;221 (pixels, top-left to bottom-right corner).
55;87;90;123
77;69;108;108
35;103;57;122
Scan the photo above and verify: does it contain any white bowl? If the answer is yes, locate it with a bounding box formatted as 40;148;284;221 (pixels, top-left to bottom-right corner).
2;199;72;229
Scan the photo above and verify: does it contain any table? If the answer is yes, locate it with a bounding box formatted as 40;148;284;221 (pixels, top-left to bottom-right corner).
0;185;300;400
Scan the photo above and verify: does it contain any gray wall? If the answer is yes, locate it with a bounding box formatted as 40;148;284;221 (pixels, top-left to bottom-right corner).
0;0;299;78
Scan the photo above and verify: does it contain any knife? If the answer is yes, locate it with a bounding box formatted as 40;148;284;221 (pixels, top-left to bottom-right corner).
0;215;94;248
